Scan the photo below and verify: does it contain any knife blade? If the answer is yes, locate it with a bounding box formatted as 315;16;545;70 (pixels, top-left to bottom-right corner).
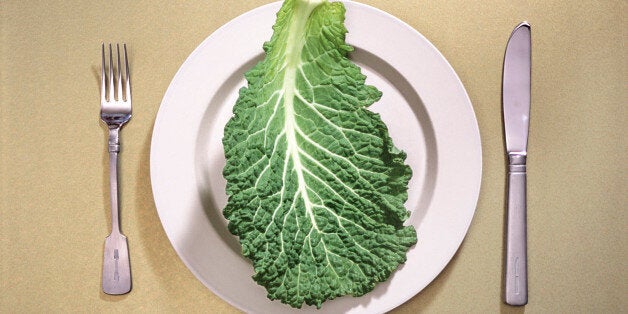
502;21;531;306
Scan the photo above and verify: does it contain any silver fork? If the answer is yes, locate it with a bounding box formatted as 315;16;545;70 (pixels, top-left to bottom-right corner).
100;43;132;295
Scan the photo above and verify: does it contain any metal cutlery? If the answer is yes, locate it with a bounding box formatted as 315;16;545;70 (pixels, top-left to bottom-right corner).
100;43;132;295
502;22;531;306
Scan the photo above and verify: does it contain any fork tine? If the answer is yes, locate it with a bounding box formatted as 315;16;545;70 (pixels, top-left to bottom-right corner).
116;44;123;102
123;44;131;102
108;43;114;101
101;43;107;103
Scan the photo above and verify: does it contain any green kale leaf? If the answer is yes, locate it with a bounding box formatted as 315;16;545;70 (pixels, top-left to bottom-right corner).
222;0;417;308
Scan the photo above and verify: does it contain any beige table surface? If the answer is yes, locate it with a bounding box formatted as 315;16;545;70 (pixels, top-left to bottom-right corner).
1;0;626;313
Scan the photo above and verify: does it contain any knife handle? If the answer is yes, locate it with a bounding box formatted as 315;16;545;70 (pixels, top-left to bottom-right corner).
505;154;528;306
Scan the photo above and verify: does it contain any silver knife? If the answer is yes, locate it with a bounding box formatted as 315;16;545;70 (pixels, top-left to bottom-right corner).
502;21;531;306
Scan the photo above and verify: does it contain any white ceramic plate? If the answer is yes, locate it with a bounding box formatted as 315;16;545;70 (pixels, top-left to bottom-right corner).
151;1;481;313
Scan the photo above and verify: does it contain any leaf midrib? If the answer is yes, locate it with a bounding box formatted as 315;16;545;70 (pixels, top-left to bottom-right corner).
281;0;323;232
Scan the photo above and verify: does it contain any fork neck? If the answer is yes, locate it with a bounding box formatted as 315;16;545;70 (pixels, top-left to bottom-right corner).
108;126;121;153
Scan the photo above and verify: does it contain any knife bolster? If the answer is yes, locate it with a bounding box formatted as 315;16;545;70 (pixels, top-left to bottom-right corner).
508;154;527;173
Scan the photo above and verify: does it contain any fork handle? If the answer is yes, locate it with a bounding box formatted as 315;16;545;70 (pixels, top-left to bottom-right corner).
103;127;131;295
102;231;131;294
107;147;121;233
505;154;527;305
